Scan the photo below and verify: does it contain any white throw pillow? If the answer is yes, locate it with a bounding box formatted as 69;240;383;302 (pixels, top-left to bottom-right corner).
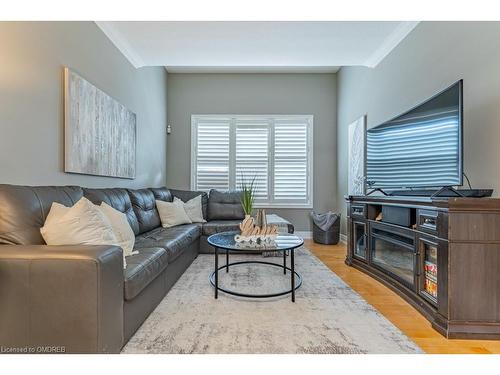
97;202;136;258
41;197;117;246
43;202;70;226
156;199;192;228
40;197;133;267
174;196;206;223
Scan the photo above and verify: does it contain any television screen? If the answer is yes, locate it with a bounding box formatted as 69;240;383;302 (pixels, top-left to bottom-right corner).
366;80;463;189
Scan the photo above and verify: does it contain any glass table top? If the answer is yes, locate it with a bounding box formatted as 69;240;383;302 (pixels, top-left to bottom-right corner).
207;231;304;252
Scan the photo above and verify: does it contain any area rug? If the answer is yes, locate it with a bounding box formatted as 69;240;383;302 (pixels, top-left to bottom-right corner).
122;248;422;354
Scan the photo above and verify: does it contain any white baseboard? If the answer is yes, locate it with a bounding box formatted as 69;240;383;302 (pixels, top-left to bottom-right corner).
295;231;346;242
295;231;312;239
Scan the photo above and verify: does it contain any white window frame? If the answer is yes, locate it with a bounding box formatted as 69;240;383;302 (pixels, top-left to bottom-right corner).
191;114;314;209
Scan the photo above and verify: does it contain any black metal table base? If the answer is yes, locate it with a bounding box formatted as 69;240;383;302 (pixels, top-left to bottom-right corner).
211;248;302;301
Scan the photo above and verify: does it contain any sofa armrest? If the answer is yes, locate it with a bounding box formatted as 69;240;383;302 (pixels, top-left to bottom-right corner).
0;245;124;353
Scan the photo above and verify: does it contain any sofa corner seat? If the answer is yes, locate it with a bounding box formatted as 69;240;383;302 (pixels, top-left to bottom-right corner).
0;184;294;352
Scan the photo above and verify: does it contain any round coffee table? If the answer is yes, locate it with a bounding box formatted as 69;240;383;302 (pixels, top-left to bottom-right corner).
207;231;304;302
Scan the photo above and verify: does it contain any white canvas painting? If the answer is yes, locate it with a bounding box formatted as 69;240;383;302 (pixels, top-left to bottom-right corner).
64;68;136;179
348;115;366;195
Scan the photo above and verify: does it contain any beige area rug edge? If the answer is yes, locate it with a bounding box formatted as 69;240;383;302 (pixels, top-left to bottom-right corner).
122;247;423;354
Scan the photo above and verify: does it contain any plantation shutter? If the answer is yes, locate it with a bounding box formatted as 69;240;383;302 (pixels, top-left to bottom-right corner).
193;118;231;191
273;119;310;203
192;115;312;207
235;119;269;200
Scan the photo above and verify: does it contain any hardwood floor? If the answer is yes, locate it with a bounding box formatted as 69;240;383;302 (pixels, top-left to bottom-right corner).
305;239;500;354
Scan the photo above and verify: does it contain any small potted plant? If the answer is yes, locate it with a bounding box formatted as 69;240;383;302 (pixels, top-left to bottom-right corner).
235;174;256;242
240;173;256;219
235;173;279;244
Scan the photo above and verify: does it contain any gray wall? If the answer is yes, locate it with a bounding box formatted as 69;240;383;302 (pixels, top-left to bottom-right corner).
167;73;337;231
337;21;500;234
0;22;167;188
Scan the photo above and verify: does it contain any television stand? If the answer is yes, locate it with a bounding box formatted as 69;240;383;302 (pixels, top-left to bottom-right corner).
430;186;464;198
346;194;500;339
365;188;389;196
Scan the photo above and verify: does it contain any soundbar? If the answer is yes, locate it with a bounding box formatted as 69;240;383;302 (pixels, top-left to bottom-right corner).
389;189;493;198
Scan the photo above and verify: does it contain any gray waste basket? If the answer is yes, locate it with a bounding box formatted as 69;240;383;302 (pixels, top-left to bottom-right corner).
310;211;340;245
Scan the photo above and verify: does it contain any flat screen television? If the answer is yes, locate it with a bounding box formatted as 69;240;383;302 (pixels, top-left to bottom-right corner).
366;80;463;190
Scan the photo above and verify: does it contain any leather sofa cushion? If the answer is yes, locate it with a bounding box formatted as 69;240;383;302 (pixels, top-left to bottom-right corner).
150;187;173;203
202;220;241;236
170;189;209;220
83;188;140;235
0;184;83;245
135;224;201;263
207;189;245;221
124;248;168;301
127;189;161;234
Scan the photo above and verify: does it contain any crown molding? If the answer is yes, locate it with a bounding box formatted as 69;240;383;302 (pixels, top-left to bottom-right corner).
96;21;418;71
95;21;145;69
165;66;340;73
364;21;419;68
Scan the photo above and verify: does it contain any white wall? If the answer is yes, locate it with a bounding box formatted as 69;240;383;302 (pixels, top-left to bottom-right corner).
0;22;168;188
337;21;500;233
167;73;337;231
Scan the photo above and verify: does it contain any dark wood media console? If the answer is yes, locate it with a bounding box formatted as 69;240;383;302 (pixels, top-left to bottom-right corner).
346;195;500;339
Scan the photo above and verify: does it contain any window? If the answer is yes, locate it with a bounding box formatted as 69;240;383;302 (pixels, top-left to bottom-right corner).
191;115;313;208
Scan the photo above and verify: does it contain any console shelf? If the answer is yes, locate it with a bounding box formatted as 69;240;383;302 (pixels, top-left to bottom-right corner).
345;195;500;339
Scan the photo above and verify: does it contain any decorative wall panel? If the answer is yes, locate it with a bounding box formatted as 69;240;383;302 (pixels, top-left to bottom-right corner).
64;68;136;179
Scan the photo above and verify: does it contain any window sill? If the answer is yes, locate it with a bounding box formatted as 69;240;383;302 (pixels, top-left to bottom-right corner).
253;203;313;209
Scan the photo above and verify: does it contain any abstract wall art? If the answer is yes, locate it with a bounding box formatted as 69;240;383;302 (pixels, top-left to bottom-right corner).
64;67;136;179
348;115;366;195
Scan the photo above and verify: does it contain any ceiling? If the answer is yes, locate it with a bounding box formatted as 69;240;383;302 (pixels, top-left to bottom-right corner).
96;21;418;73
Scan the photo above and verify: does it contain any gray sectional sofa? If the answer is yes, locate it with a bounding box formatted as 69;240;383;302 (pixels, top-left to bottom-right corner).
0;184;293;353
